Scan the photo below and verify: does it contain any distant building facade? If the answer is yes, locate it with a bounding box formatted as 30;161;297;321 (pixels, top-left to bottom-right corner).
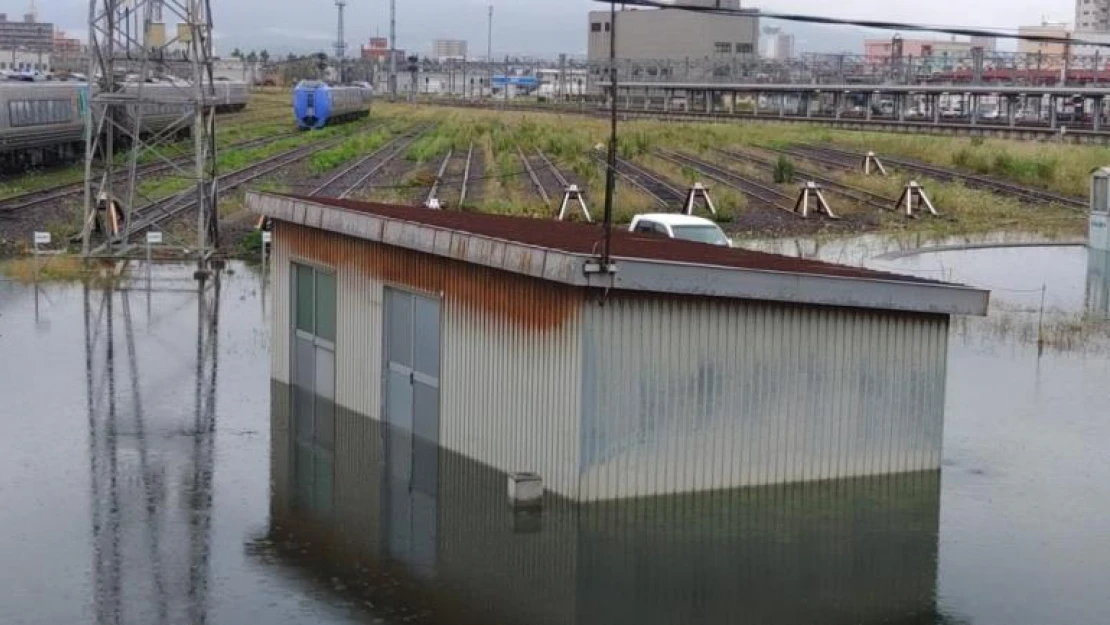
52;30;81;55
0;13;53;51
761;27;794;60
361;36;405;67
586;5;759;63
0;48;51;72
1076;0;1109;32
864;37;994;63
1017;22;1071;59
214;58;260;83
432;39;467;62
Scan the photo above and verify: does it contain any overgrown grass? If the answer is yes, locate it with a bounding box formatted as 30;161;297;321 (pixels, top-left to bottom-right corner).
309;127;394;174
955;310;1110;354
773;155;795;184
0;255;130;284
832;169;1086;239
822;132;1095;197
131;120;374;202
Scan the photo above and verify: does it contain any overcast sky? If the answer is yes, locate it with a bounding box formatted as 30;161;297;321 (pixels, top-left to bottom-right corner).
42;0;1076;57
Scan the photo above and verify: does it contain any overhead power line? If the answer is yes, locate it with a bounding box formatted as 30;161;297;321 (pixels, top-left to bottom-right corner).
592;0;1110;48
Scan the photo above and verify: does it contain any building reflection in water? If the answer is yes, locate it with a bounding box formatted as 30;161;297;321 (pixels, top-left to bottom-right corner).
83;265;222;625
259;382;947;625
1087;247;1110;317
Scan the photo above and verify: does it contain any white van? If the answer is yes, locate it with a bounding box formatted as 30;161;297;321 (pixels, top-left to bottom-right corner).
628;213;731;247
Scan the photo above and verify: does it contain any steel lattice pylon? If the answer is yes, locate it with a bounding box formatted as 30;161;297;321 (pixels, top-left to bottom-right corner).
82;0;219;268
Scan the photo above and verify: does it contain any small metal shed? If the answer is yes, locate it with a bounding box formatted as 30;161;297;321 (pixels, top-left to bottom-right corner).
249;192;988;502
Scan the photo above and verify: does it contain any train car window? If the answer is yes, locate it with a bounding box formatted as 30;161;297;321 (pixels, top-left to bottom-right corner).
9;99;73;126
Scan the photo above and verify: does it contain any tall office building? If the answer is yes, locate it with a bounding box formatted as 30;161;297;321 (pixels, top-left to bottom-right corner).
1077;0;1109;31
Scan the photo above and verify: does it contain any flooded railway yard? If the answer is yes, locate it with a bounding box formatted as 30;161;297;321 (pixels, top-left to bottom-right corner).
1;232;1109;625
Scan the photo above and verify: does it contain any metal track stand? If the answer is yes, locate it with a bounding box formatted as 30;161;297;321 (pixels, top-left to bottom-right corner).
557;185;592;222
895;181;939;217
793;181;838;219
863;151;888;176
682;182;717;217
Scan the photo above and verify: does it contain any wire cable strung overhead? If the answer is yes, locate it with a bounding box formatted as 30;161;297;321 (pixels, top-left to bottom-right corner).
593;0;1110;48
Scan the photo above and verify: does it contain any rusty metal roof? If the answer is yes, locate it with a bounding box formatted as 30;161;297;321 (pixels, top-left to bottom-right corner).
248;192;990;316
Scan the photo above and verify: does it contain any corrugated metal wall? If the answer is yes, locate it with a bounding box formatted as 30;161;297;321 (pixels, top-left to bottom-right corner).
580;294;949;501
270;229;292;384
271;222;585;498
274;221;951;502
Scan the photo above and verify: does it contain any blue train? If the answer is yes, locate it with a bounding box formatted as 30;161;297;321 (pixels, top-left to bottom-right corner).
292;81;372;130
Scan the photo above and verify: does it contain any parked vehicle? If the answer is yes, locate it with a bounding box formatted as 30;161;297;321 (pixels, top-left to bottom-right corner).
0;78;250;170
628;213;731;247
292;81;372;129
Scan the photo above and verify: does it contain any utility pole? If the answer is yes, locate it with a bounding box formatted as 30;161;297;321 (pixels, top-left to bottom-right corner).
602;0;618;268
487;4;493;99
389;0;397;98
559;52;567;100
82;0;219;268
335;0;347;82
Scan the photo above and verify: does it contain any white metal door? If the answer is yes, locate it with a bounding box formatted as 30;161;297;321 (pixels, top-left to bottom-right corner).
382;288;440;577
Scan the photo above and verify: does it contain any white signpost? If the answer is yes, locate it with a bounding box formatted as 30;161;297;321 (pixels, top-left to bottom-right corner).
261;230;272;269
31;232;51;322
145;231;163;300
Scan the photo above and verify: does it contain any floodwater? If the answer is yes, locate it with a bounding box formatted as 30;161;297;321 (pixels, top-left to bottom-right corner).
0;236;1108;625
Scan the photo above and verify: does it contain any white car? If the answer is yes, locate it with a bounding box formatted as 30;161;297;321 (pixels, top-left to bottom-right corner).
628;213;731;247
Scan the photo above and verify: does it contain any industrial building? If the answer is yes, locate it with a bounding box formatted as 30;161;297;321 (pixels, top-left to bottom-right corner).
431;38;468;62
0;13;53;51
586;2;759;65
251;192;987;502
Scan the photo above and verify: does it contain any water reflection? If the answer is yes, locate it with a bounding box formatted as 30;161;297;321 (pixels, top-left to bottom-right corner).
82;264;222;625
257;384;953;625
1087;248;1110;317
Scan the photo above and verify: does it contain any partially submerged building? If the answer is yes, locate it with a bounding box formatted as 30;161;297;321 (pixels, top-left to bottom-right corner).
248;192;989;502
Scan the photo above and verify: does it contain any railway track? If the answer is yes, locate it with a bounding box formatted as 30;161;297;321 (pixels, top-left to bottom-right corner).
519;147;577;206
309;125;431;199
795;144;1087;210
0;131;300;216
114;135;350;242
714;147;893;211
654;149;798;216
425;142;474;208
591;152;685;208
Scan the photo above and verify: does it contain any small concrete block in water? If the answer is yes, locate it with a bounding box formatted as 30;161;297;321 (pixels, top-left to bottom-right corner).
507;472;543;508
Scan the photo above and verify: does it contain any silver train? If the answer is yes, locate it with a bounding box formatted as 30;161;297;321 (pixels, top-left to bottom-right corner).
0;79;249;169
